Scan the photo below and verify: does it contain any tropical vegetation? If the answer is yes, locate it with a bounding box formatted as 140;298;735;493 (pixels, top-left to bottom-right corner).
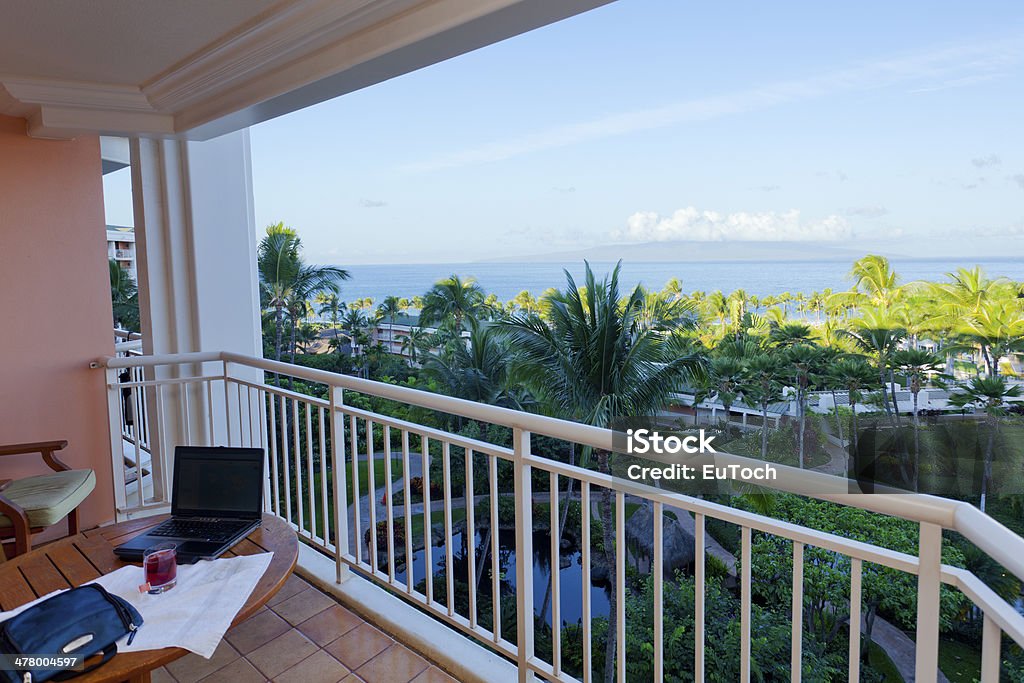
252;228;1024;682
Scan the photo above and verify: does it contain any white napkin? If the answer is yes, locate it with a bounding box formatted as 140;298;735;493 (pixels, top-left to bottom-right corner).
94;552;274;658
0;552;273;659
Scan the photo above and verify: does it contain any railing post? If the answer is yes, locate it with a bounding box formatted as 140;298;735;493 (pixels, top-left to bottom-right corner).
330;386;350;583
223;360;234;447
105;366;129;517
513;428;535;682
915;522;942;681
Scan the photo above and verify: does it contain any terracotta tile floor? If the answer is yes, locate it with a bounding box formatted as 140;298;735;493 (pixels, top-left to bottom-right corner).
152;575;458;683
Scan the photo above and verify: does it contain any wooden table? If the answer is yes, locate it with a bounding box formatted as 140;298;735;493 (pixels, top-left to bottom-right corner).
0;513;297;682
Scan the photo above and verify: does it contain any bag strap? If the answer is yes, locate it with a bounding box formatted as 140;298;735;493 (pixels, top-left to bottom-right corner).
51;644;117;681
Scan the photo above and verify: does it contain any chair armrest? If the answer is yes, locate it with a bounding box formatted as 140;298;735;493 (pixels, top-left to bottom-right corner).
0;440;71;472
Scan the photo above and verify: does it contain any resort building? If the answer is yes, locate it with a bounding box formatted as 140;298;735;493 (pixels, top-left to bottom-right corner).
1;3;1022;682
106;225;137;282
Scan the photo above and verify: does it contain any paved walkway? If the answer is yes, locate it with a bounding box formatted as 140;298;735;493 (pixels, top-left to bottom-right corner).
812;440;850;477
858;611;949;683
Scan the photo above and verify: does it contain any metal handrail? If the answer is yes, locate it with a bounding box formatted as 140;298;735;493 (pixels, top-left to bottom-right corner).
97;350;1024;681
97;349;1024;583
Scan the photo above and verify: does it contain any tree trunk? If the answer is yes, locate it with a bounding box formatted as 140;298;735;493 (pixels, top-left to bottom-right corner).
850;400;859;455
888;369;901;425
981;415;997;513
981;346;994;376
912;390;920;491
596;450;617;683
797;388;806;469
539;444;576;625
761;402;770;459
878;367;896;429
288;318;298;390
831;389;844;443
274;304;284;362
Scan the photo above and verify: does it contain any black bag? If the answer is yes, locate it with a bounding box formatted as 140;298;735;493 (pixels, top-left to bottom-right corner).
0;584;142;683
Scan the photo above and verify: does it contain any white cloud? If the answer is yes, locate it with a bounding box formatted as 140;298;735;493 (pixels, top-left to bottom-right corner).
844;205;888;218
401;36;1022;173
359;198;387;208
971;154;1002;168
613;207;851;243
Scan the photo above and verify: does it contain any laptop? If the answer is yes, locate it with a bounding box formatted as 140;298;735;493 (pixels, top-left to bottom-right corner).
115;446;265;564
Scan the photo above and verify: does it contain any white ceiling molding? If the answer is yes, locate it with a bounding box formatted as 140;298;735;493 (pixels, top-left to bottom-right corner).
0;0;613;140
142;0;423;111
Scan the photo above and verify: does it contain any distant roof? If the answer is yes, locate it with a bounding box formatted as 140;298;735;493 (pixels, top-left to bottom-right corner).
378;313;421;327
106;225;134;234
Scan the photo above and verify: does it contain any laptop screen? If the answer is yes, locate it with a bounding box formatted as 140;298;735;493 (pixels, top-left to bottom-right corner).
171;446;264;518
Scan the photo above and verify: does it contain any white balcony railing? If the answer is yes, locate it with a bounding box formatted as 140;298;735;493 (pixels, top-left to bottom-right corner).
98;351;1024;682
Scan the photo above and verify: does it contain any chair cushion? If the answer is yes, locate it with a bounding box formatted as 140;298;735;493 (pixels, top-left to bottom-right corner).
0;469;95;529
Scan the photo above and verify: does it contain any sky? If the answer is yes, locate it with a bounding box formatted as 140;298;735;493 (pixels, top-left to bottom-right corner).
104;0;1024;265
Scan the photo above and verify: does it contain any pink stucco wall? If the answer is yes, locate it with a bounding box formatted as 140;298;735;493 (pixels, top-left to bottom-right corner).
0;114;116;532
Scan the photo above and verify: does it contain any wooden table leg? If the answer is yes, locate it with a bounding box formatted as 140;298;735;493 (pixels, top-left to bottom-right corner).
127;671;151;683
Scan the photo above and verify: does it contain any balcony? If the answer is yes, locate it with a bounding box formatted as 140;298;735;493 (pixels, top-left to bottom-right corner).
113;249;134;260
99;351;1024;682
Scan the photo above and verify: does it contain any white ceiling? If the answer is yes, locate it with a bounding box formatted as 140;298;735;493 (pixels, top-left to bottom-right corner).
0;1;281;84
0;0;613;139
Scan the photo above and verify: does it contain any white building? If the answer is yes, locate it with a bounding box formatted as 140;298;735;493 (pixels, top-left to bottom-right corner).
106;225;137;283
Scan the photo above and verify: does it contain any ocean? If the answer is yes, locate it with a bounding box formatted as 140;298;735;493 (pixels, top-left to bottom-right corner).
329;258;1024;305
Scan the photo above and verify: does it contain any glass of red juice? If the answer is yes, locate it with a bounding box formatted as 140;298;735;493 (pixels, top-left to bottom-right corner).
143;542;177;594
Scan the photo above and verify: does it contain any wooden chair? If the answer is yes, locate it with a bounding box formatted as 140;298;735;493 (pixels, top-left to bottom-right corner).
0;440;96;558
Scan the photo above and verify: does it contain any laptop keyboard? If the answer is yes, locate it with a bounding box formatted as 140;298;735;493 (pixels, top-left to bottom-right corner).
149;518;249;542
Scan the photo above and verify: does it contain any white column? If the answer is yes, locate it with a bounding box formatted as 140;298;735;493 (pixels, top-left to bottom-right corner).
130;130;261;357
130;130;262;453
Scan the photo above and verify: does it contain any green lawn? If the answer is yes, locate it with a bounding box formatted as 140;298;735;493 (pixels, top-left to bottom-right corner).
300;458;403;538
306;457;403;507
410;508;466;542
938;637;982;683
866;641;902;681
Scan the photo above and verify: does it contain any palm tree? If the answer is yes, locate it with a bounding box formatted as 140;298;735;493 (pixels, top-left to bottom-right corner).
401;326;431;364
841;309;907;426
638;288;698;333
378;295;403;352
825;357;878;454
705;290;728;329
709;356;745;429
423;319;522;407
741;355;785;459
957;299;1024;376
783;344;826;468
510;290;538;315
893;348;944;489
257;223;349;365
109;260;140;332
769;322;813;348
285;293;311;364
296;324;319;353
894;347;944;423
317;294;345;354
949;377;1022;512
661;277;683;300
499;261;703;681
848;254;903;311
420;274;486;334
